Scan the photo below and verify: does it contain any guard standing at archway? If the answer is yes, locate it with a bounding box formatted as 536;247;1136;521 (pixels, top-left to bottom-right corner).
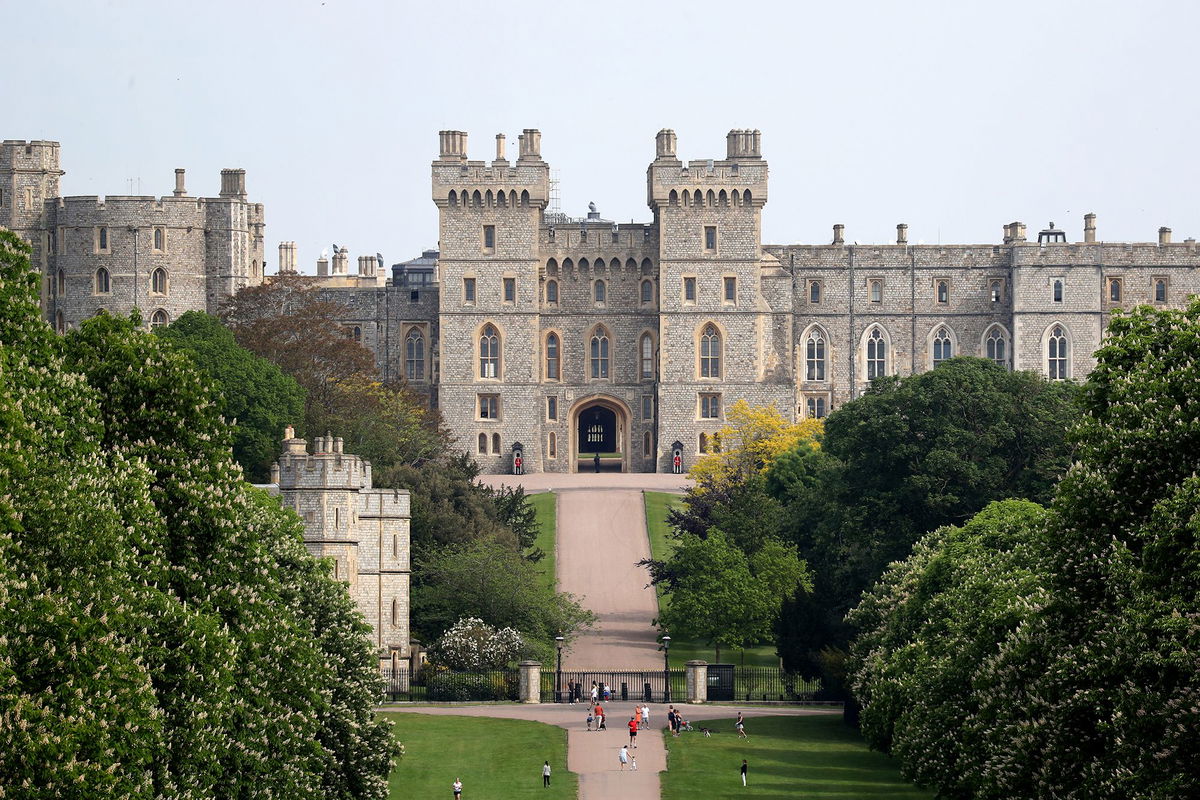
594;451;601;473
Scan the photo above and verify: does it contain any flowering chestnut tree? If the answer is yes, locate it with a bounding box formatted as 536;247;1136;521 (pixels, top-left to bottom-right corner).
429;617;524;670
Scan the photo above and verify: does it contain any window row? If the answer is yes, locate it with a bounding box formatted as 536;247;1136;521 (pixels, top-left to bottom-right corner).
829;276;1173;306
545;257;654;275
74;267;173;296
848;323;1073;381
479;324;700;381
447;188;531;207
542;278;661;306
666;188;753;207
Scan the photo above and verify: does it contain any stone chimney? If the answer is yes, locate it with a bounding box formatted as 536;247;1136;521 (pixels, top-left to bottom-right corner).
332;248;349;275
832;224;845;246
439;130;468;161
1005;221;1026;242
317;254;329;276
1084;213;1096;243
655;129;677;160
1159;226;1172;246
896;224;908;245
277;241;297;273
219;168;246;199
518;128;542;160
726;129;762;159
358;255;376;276
494;134;507;163
173;168;187;197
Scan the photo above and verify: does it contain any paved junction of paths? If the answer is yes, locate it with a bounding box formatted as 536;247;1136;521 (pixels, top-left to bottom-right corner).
418;472;819;800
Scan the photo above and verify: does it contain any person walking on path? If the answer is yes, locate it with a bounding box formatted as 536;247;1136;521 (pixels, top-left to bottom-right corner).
741;759;748;786
641;704;650;727
594;703;605;730
666;706;677;737
590;681;598;704
631;754;638;771
453;778;463;798
627;715;638;748
618;745;630;771
542;761;551;787
736;711;747;738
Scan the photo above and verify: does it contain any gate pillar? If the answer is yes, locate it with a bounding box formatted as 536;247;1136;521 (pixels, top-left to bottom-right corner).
519;661;542;703
685;660;708;704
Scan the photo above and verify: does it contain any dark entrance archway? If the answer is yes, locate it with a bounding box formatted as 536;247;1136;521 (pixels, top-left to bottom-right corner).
569;396;630;473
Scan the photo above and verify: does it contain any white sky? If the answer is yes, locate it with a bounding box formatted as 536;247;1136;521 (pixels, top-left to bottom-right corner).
6;0;1198;271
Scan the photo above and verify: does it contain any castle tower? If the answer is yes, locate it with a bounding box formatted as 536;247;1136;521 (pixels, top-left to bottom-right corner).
648;129;791;470
433;129;550;472
273;428;411;661
1;140;64;305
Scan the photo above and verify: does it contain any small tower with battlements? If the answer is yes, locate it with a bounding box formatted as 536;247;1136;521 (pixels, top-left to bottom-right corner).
272;426;411;670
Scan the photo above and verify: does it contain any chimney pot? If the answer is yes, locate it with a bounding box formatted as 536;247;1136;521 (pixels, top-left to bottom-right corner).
1084;213;1097;244
896;223;908;245
832;224;845;246
1159;227;1172;245
173;168;187;197
495;133;506;162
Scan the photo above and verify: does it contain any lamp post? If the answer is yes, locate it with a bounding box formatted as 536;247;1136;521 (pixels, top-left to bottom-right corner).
661;633;671;703
555;635;564;704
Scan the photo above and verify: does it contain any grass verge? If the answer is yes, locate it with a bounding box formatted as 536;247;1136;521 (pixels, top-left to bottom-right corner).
643;490;779;668
529;491;557;593
661;714;931;799
385;712;577;799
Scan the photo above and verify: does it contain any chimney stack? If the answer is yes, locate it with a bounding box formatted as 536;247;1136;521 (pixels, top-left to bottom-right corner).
219;168;246;199
726;129;762;159
438;130;468;161
358;255;376;276
277;241;297;273
317;254;329;276
519;128;542;160
173;168;187;197
1159;226;1172;246
495;133;506;163
832;224;845;246
655;129;677;160
896;223;908;245
332;248;348;275
1084;213;1096;243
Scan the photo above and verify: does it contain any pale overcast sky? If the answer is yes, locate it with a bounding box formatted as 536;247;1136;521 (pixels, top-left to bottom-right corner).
6;0;1198;272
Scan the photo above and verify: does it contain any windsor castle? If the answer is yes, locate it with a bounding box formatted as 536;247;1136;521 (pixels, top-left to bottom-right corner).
6;131;1200;477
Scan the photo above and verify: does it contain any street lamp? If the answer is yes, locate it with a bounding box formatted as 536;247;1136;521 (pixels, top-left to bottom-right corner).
661;633;671;703
555;635;564;704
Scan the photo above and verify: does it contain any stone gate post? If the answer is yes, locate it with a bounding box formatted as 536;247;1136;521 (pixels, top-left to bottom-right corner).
518;661;542;703
685;660;708;704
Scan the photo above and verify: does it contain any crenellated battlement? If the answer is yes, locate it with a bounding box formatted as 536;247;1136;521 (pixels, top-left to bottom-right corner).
432;129;550;209
1;139;62;172
648;129;768;210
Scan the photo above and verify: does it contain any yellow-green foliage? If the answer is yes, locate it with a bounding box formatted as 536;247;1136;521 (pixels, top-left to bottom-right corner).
689;399;822;488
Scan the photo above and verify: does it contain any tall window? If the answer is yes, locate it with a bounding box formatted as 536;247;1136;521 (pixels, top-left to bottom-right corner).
463;277;476;303
492;433;501;454
97;226;108;252
95;267;110;294
641;395;653;420
640;279;654;304
1048;326;1068;380
483;225;495;250
700;393;721;419
1155;279;1167;303
545;332;560;380
546;279;558;304
806;329;826;381
153;227;164;251
351;326;361;342
405;328;425;380
869;280;882;303
866;328;887;379
936;280;949;304
594;280;606;304
985;327;1007;367
932;327;953;366
56;269;65;296
151;267;167;294
990;280;1002;303
683;276;697;303
480;324;499;378
590;327;610;378
150;309;169;329
546;396;558;421
723;276;736;303
1109;278;1122;302
700;324;721;378
478;433;487;454
503;277;515;302
704;225;717;251
548;432;557;458
1053;279;1063;303
640;333;654;379
643;431;652;458
809;281;821;304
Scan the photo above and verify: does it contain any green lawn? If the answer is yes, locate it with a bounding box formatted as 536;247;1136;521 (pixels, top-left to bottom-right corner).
644;491;780;668
662;714;932;799
385;712;577;799
529;491;557;592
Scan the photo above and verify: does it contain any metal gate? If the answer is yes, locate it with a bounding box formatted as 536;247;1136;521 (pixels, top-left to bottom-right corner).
541;669;684;705
706;664;735;701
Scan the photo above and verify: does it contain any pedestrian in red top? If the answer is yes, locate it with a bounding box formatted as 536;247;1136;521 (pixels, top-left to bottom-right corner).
595;703;605;730
628;716;639;747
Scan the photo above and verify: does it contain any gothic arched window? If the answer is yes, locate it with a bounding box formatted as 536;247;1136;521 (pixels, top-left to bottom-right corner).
806;329;826;381
95;267;110;294
866;328;887;379
150;309;170;329
590;327;610;379
700;324;721;378
985;327;1007;367
932;327;953;366
640;333;654;379
151;267;168;295
640;279;654;304
594;279;607;304
1048;325;1069;380
405;327;425;380
480;324;500;379
545;332;560;381
546;279;558;304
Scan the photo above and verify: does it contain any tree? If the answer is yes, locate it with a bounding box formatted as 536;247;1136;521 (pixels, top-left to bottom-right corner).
157;311;305;481
653;529;809;662
429;618;525;670
772;357;1077;674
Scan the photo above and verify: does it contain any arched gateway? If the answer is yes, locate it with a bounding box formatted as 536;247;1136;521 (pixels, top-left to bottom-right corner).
569;395;630;473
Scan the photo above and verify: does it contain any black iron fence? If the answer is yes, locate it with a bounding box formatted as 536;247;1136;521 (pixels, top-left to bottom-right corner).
541;669;686;705
381;668;519;703
719;666;821;703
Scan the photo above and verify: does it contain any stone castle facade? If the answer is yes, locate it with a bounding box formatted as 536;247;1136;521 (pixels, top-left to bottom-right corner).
8;131;1200;475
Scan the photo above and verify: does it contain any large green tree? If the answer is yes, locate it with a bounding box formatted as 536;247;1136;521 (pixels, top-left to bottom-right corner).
157;311;305;481
771;357;1077;675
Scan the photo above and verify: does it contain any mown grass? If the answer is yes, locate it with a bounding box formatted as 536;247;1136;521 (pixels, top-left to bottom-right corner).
385;712;577;799
643;490;779;668
662;714;932;799
529;491;557;592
